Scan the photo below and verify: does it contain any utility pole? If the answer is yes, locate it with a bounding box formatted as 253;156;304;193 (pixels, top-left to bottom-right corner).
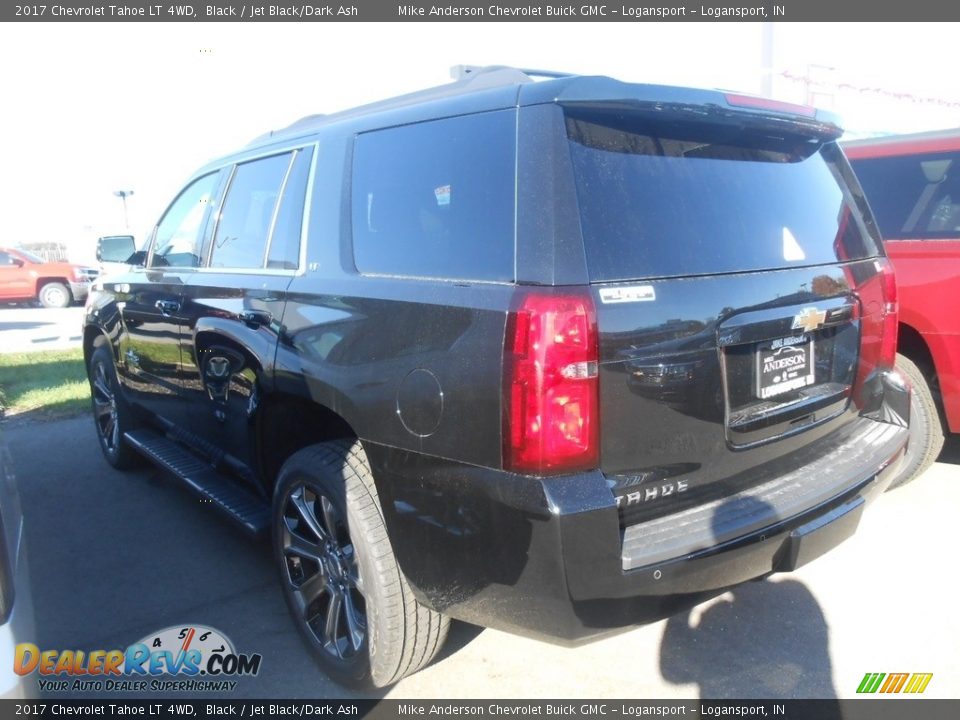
760;23;774;98
113;190;134;230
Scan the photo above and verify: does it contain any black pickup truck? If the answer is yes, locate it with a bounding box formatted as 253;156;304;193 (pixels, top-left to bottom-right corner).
84;66;910;688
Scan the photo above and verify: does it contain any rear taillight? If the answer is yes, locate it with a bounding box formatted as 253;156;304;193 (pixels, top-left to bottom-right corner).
878;257;899;369
503;290;599;475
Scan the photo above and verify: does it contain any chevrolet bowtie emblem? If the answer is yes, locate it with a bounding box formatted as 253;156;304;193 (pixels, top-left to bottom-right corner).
792;307;828;333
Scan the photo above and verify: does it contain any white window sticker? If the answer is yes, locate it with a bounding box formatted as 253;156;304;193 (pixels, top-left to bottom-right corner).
782;227;806;261
599;285;656;304
434;184;451;206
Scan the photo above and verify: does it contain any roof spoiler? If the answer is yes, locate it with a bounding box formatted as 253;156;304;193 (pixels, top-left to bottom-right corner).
552;80;843;142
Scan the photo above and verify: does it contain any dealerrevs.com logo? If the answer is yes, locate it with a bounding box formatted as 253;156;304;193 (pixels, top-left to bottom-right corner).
14;624;262;693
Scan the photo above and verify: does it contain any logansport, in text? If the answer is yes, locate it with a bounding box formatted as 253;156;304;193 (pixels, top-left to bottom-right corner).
396;705;784;717
398;706;691;716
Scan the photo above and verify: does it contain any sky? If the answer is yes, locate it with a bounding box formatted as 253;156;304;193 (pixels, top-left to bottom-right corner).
1;22;959;263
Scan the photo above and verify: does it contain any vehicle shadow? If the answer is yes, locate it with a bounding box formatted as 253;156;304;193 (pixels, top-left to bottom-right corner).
659;496;840;711
936;433;960;465
659;579;839;705
0;321;53;332
434;620;485;663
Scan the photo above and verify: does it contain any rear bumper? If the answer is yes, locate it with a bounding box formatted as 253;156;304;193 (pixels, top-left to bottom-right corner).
370;376;909;644
620;418;903;572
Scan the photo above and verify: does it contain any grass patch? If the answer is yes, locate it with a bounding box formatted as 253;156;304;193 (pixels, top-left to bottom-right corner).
0;348;89;421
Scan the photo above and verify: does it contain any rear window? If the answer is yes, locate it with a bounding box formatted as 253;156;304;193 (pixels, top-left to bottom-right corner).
849;151;960;240
351;110;516;282
566;111;880;282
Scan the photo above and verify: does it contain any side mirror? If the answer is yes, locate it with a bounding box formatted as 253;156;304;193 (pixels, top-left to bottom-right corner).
128;250;147;267
97;235;136;263
10;258;24;267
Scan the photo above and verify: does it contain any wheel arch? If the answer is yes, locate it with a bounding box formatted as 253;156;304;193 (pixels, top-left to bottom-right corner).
83;324;111;366
35;276;71;297
897;322;936;373
256;392;360;494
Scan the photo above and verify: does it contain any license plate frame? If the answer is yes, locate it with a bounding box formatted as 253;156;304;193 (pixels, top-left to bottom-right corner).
756;337;816;399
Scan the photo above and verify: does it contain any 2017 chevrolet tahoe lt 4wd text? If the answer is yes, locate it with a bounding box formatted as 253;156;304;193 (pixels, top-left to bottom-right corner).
83;67;910;688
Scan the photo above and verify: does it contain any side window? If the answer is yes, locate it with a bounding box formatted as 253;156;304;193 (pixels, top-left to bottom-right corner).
0;252;12;265
210;153;293;269
851;151;960;239
151;173;219;268
267;147;313;270
351;110;516;282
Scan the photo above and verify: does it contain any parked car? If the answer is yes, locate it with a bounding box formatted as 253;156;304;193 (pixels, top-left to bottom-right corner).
845;130;960;487
83;67;910;688
0;247;98;308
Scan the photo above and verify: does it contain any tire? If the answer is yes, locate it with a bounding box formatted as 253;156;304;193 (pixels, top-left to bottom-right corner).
273;440;448;688
887;353;945;490
88;343;143;470
38;282;72;308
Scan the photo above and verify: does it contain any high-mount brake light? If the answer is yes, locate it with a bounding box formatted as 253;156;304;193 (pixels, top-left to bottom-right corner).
724;93;818;118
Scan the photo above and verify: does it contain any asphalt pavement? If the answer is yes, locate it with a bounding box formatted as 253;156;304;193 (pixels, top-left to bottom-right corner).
4;415;959;700
0;306;86;353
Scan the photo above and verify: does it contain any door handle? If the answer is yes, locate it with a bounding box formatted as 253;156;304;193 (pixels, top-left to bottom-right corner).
240;309;272;328
154;299;180;316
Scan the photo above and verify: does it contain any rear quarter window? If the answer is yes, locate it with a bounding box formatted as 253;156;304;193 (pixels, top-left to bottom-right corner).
849;151;960;240
566;111;881;281
351;110;516;282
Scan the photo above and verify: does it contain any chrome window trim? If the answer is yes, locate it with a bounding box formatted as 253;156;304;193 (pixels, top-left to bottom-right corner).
144;225;158;268
353;271;514;286
296;143;321;277
204;164;238;268
262;150;298;268
186;267;298;277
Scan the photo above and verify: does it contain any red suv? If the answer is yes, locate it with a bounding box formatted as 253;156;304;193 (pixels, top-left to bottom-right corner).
846;130;960;486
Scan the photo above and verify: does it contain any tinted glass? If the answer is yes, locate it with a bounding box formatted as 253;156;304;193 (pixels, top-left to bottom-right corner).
211;153;293;269
566;111;880;282
850;152;960;240
151;173;219;268
267;147;313;270
99;236;136;263
351;110;515;282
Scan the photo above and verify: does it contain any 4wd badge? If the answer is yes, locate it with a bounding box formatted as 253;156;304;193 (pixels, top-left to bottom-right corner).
791;307;827;333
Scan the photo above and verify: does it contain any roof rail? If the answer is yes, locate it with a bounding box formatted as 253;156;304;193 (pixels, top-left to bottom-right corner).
450;65;575;81
246;65;577;148
247;113;327;147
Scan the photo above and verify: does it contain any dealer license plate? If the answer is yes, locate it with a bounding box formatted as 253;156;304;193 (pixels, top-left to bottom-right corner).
756;337;815;399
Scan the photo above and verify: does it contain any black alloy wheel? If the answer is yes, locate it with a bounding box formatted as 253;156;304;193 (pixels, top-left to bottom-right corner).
280;483;367;661
88;343;142;470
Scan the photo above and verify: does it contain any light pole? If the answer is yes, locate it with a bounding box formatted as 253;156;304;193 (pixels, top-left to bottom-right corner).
113;190;134;230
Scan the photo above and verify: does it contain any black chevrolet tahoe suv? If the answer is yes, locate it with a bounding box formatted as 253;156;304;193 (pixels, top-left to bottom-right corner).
84;67;910;688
